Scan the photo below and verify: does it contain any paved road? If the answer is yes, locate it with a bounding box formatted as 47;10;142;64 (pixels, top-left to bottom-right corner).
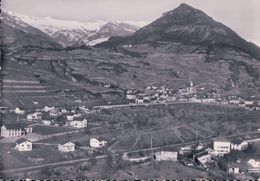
94;101;239;110
1;130;259;174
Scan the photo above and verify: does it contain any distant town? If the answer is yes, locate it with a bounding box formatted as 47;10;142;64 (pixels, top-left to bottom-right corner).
125;80;260;111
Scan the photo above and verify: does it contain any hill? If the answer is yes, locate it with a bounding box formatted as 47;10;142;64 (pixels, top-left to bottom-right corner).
1;3;260;109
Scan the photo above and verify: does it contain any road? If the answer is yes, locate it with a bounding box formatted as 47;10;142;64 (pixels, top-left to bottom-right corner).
94;100;239;110
1;130;259;174
1;155;106;174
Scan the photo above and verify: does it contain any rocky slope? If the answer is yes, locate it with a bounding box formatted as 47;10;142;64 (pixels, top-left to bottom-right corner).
100;4;260;60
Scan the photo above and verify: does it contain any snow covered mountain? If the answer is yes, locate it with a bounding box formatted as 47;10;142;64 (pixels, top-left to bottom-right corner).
4;10;148;47
1;10;61;50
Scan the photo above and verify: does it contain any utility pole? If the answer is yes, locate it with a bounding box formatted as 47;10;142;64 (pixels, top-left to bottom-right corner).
232;123;235;135
196;128;198;142
150;135;153;148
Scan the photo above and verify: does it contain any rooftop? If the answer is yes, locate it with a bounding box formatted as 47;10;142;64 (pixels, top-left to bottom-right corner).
2;123;25;130
15;138;30;144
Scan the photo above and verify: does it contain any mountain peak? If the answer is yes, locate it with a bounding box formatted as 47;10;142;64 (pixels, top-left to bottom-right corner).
100;3;260;60
163;3;209;23
177;3;196;10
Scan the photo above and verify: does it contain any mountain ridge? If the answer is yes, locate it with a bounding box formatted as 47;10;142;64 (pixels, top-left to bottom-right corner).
98;3;260;60
3;10;148;47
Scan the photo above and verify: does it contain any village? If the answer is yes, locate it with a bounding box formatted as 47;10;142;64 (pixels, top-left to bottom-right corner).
125;80;260;111
0;80;260;179
1;93;260;179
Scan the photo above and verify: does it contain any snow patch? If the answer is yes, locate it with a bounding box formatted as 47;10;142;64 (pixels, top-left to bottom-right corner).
86;37;110;46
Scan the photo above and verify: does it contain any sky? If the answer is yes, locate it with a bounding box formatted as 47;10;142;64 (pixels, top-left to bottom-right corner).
3;0;260;46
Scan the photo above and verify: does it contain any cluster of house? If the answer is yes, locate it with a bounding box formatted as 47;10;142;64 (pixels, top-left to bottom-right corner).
13;137;108;153
148;138;250;173
190;139;248;167
13;105;95;128
57;137;108;152
125;81;260;111
126;85;176;104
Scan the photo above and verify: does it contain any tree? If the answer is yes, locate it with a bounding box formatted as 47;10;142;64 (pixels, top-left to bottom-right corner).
41;167;53;177
224;79;232;99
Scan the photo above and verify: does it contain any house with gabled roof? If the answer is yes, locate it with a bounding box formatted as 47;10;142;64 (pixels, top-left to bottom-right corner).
27;112;42;121
58;141;75;152
90;137;107;148
70;119;88;128
14;107;25;115
15;138;32;151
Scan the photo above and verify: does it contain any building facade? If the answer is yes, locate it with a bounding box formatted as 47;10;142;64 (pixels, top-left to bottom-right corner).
90;138;107;148
154;151;178;161
213;140;231;156
1;124;33;137
15;138;32;151
58;142;75;152
70;119;88;128
27;112;42;120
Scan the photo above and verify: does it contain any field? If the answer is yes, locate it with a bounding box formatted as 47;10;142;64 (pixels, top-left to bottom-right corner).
92;103;260;152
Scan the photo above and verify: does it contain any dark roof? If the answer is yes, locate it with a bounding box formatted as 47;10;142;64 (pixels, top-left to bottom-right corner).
193;147;210;157
230;138;244;144
194;150;209;158
2;123;24;130
15;138;29;144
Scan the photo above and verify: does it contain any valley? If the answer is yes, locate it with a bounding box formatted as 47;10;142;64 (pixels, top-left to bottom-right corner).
1;3;260;180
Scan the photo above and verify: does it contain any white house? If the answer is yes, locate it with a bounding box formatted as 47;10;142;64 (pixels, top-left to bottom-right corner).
201;98;216;103
42;106;55;112
228;167;240;174
213;140;231;156
154;151;178;161
42;119;52;125
231;141;248;151
143;95;151;101
179;146;193;155
70;119;88;128
1;124;33;137
189;97;202;103
244;101;254;105
248;159;260;173
126;94;136;100
229;100;240;105
14;107;25;114
193;148;214;167
27;112;42;120
197;153;212;167
67;114;81;121
49;109;61;117
15;138;32;151
90;138;107;148
79;106;90;113
135;98;144;104
61;108;68;114
58;142;75;152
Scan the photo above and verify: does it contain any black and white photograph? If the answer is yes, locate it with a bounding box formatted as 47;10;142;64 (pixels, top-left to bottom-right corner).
1;0;260;179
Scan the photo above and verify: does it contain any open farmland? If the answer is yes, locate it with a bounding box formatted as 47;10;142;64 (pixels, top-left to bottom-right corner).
88;103;260;151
